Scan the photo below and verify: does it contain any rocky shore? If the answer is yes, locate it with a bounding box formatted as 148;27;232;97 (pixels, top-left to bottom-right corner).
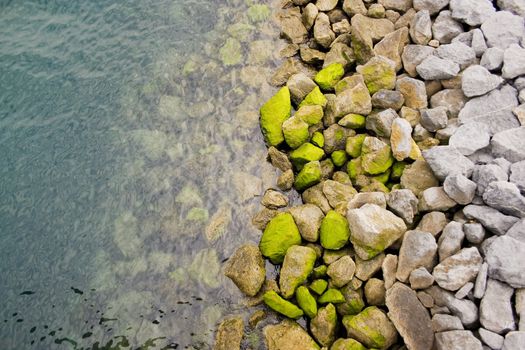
216;0;525;349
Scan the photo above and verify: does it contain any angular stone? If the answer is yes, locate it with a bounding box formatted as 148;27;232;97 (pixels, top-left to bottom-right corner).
320;210;351;250
416;211;447;236
410;10;432;45
224;244;266;297
433;247;482;291
313;13;335;49
492;127;525;162
302;3;318;31
461;65;504;97
435;42;477;70
278;7;308;45
280;245;317;298
437;221;464;262
420;107;448;132
214;316;244;350
355;253;385;281
264;290;304;319
430;89;466;118
295;161;322;191
472;164;509;197
371;89;405;110
302;183;332;214
287;73;317;106
334;81;372;117
386;283;434;350
379;0;412;12
481;47;505;71
366;109;397;137
351;14;395;42
410;267;435;290
450;0;495;26
463;223;485;244
480;279;516;334
432;10;464;44
396;76;428;109
268;146;292;172
310;303;338;347
426;286;479;327
374;28;410;72
422;146;475;181
315;63;345;91
416;56;460;80
356;56;397;94
387;188;418;224
473;262;489;299
400;159;439;196
464;205;519;235
498;0;525;17
443;174;476;205
503;331;525;350
485;236;525;288
289;204;324;243
324;43;355;70
449;122;491;156
327;255;356;288
471;28;487;57
402;45;434;78
300;47;326;65
342;306;398;349
434;330;482;350
419;186;457;212
396;230;437;283
365;278;385;306
382;254;398;290
264;320;320;350
361;136;394;175
483;181;525;218
510;161;525;193
481;11;525;49
432;314;464;333
282;116;309;149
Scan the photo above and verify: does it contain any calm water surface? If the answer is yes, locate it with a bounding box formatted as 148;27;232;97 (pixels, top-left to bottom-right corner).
0;0;284;348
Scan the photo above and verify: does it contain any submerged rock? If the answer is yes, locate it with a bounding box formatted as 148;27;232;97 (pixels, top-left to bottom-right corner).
213;316;244;350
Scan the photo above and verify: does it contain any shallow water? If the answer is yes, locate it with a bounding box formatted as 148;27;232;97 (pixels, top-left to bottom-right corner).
0;0;284;348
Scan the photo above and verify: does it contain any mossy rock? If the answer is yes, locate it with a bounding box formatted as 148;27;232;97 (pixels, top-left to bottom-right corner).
280;245;317;298
263;291;304;319
339;114;366;129
361;137;394;175
319;210;350;250
296;105;324;125
259;212;301;264
260;87;292;146
371;168;391;185
346;134;366;158
294;161;322;191
356;56;396;94
310;279;328;295
247;4;270;23
318;288;346;304
299;86;328;108
296;286;318;319
342;306;398;349
347;157;363;181
219;37;243;66
314;63;345;91
283;116;309;149
331;150;348;167
331;338;368;350
390;161;407;180
311;131;325;148
289;143;325;170
312;265;328;278
186;207;209;221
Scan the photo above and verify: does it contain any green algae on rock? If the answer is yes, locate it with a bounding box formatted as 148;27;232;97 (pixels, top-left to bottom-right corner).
296;105;324;125
310;303;338;347
289;143;325;170
282;116;309;149
259;212;301;264
331;338;368;350
342;306;398;350
279;245;317;298
314;63;345;91
263;291;304;319
294;161;322;191
309;279;328;295
320;210;350;250
361;137;394;175
345;134;366;158
260;87;292;146
356;56;397;94
318;288;346;304
338;114;366;129
296;286;318;319
219;37;242;66
299;86;328;108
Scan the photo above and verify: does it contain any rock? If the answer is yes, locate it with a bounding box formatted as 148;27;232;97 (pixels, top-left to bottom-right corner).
347;204;407;260
214;316;244;350
390;118;415;161
372;90;405;111
297;105;324;126
449;0;495;26
420;107;448;132
481;47;505;71
422;146;475;181
463;223;485;244
319;288;346;304
433;247;482;291
485;235;525;288
331;338;367;350
503;331;525;350
316;0;338;11
290;143;325;170
437;221;464;262
332;19;351;35
374;28;410;72
510;161;525;193
471;28;488;57
386;283;434;350
382;254;398;290
402;45;435;78
426;286;479;327
483;181;525;218
295;161;322;191
432;11;464;44
473;262;489;299
416;56;460;80
314;13;336;49
347;191;387;209
461;65;503;98
463;205;519;235
320;210;351;250
351;14;395;42
481;11;525;49
300;47;326;65
324;43;354;70
517;289;525;330
327;255;356;288
268;146;292;172
472;164;509;197
365;278;385;305
296;286;317;318
264;290;304;319
430;89;466;118
361;136;394;175
492;127;525;162
224;244;266;297
480;279;516;334
260;87;291;146
449;123;491;156
311;303;338;347
409;10;432;45
287;73;317;106
337;284;365;315
410;267;435;290
396;76;428;109
343;0;367;16
432;314;464;332
259;212;302;264
277;170;294;191
264;320;320;350
290;204;324;242
396;230;437;283
419;186;457;212
315;63;345;91
334;81;372;117
303;183;332;214
400;159;439;196
508;219;525;243
261;189;288;210
342;306;398;349
443;174;476;205
351;26;374;64
280;246;317;298
435;42;476;70
387;188;419;224
302;3;318;31
379;0;412;12
417;211;448;236
252;208;279;231
219;38;242;66
355;253;385;281
356;56;396;94
434;330;483;350
366;109;398;137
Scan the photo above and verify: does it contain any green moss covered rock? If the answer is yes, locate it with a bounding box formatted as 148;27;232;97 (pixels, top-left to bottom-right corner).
289;143;325;170
346;134;366;158
331;338;368;350
247;4;270;23
347;157;363;181
338;114;366;129
296;105;324;125
219;37;242;66
311;131;325;148
318;288;346;304
299;86;328;108
283;116;309;149
311;303;338;347
356;56;396;94
310;279;328;295
312;265;328;278
361;137;394;175
296;286;318;319
331;150;348;167
294;161;322;191
263;291;304;319
259;212;302;264
314;63;345;91
260;87;292;146
390;161;407;180
320;210;350;250
279;245;317;298
342;306;398;349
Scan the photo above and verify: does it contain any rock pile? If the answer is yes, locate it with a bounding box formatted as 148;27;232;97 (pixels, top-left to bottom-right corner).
216;0;525;349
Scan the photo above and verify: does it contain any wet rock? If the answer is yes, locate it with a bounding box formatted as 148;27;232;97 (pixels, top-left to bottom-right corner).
449;123;490;156
480;279;516;334
390;118;415;161
289;204;324;242
422;146;475;181
214;316;244;350
314;13;336;49
278;7;308;45
461;65;504;98
432;11;464;44
485;235;525;288
492;127;525;162
481;47;505;71
410;267;435;290
347;204;407;260
419;186;457;212
342;306;398;349
260;87;291;146
311;303;338;347
434;330;482;350
387;188;418;224
386;282;434;350
433;247;482;291
396;76;428;109
409;10;432;45
401;159;439;196
483;181;525;218
432;314;464;332
327;255;356;287
416;56;460;81
450;0;495;26
320;210;350;250
481;11;525;49
396;230;437;283
264;320;320;350
287;73;317;106
259;212;302;264
280;245;317;298
224;244;266;297
364;278;385;306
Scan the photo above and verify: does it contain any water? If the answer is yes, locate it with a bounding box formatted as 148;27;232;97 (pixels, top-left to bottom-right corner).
0;0;285;348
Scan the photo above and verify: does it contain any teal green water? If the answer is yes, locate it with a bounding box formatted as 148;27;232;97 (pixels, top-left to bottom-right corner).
0;0;283;348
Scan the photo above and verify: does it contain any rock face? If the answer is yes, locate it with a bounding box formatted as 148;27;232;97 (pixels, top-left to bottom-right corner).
432;247;483;291
279;245;317;298
264;321;320;350
342;306;398;349
485;236;525;288
396;230;437;282
386;283;434;350
214;316;244;350
224;244;266;297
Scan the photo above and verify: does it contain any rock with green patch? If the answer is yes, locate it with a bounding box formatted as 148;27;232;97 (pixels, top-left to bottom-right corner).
294;161;322;191
312;265;328;279
247;4;270;23
219;37;242;66
264;320;320;350
310;279;328;295
289;143;325;170
213;316;244;350
334;81;372;117
318;288;346;304
311;131;325;148
361;137;394;175
339;114;366;129
296;105;324;125
186;207;209;221
224;243;266;297
391;161;407;180
324;124;354;154
283;116;309;149
320;210;351;250
342;306;398;349
315;63;345;91
296;286;318;319
259;212;302;264
331;150;348;167
351;27;374;64
331;338;367;350
356;56;397;94
279;245;317;298
347;204;407;260
337;285;365;316
260;87;292;146
346;134;366;158
263;291;304;319
311;303;338;347
299;86;328;108
322;179;357;208
347;157;364;181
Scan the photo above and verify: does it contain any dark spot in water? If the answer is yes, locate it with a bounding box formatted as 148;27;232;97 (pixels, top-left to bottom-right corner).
19;291;35;295
12;312;18;317
43;325;48;329
30;326;36;333
71;287;83;295
40;336;46;341
16;318;23;323
82;332;92;338
152;320;160;324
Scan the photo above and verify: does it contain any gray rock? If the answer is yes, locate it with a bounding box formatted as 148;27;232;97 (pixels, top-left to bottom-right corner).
510;161;525;192
492;127;525;163
435;42;477;70
463;223;485;244
451;31;473;46
327;255;356;288
396;230;438;283
289;204;324;242
386;283;434;350
419;187;457;212
454;282;473;299
402;45;435;77
278;7;308;45
472;164;509;197
433;247;482;291
410;267;435;290
503;331;525;350
479;328;504;349
432;10;464;45
224;244;266;297
420;107;448;132
503;44;525;79
458;85;520;135
492;157;512;174
268;146;292;172
387;189;419;224
481;11;525;50
508;219;525;242
517;289;525;331
436;118;459;143
382;254;398;290
354;253;385;281
432;314;464;332
463;205;519;235
480;279;516;334
416;56;460;80
413;0;449;15
438;221;464;262
430;89;467;118
449;122;491;156
426;285;479;327
449;0;495;26
366;109;398;137
287;73;317;106
313;13;335;49
214;316;244;350
483;181;525;218
423;146;475;181
462;65;504;98
364;278;386;306
443;174;476;205
371;90;405;111
435;330;483;350
474;262;489;299
498;0;525;16
485;235;525;288
481;47;505;71
410;10;432;45
471;29;488;58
